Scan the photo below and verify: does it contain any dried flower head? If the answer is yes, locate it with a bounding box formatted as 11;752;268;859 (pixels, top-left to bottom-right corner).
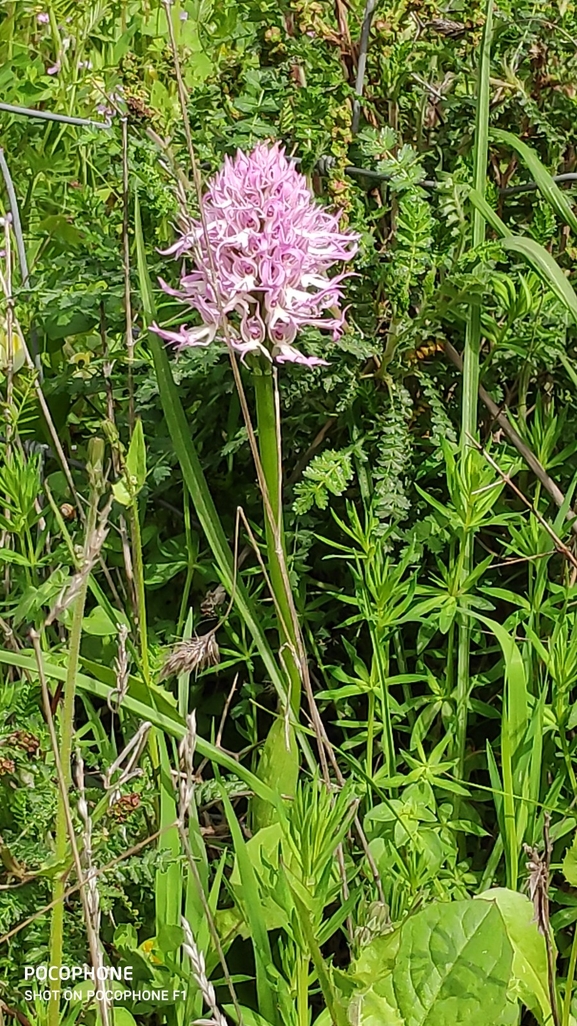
524;837;551;937
7;731;40;756
160;634;220;680
178;712;198;816
181;917;229;1026
152;142;358;368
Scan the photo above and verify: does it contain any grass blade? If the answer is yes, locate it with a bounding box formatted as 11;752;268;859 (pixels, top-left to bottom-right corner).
0;649;278;805
219;784;278;1026
493;128;577;235
502;235;577;323
473;613;528;888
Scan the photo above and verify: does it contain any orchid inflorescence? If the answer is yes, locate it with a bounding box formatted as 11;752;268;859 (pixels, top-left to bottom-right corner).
152;142;359;369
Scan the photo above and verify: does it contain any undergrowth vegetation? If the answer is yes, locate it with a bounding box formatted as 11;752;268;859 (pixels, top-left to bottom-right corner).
2;0;577;1024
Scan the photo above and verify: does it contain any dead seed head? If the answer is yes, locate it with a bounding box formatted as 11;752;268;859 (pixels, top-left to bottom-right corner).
160;634;220;680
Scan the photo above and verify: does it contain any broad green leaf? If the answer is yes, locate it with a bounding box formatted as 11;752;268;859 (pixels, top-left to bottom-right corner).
392;899;512;1026
95;1011;138;1026
82;605;117;636
111;477;133;507
476;889;550;1025
492;129;577;235
229;822;286;932
112;1013;138;1026
156;923;185;953
350;984;404;1026
251;716;299;830
223;1007;275;1026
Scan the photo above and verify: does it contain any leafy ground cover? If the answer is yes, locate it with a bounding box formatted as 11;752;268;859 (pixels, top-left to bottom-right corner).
2;0;577;1024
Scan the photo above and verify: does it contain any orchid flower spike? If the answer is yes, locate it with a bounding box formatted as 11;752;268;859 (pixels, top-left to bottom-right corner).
152;141;359;368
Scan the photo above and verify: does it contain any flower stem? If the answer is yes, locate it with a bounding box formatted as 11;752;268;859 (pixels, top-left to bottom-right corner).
253;366;301;713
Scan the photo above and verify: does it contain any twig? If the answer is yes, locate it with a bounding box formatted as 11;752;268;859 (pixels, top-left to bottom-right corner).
286;417;336;486
0;101;110;129
444;340;577;532
468;435;577;571
524;814;561;1026
0;1002;33;1026
0;149;29;287
2;216;15;459
352;0;378;133
216;675;239;748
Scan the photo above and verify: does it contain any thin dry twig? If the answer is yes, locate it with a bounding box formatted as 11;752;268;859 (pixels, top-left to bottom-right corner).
107;623;131;714
44;497;113;626
445;340;577;532
469;435;577;571
103;720;151;805
0;149;29;288
524;814;560;1026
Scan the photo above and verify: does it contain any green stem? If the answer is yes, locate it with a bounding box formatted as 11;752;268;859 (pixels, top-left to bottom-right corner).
129;500;150;686
253;368;301;713
563;923;577;1026
366;688;375;784
48;513;95;1026
371;628;394;779
455;0;493;779
296;952;310;1026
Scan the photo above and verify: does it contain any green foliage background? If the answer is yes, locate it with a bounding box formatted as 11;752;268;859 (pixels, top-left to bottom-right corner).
3;0;577;1024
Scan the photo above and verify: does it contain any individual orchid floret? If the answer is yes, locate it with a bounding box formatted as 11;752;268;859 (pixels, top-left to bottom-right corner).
152;142;359;367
